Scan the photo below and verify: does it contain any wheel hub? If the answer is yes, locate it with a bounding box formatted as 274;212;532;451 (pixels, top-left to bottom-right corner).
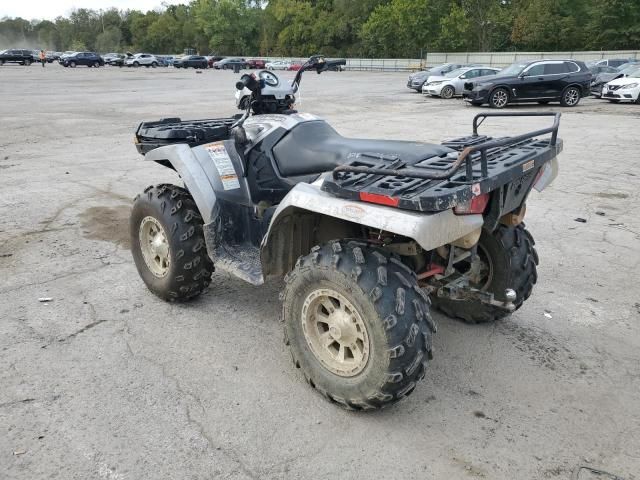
139;216;171;278
301;288;370;377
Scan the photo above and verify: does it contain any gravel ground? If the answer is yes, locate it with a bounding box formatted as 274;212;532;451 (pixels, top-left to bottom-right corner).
1;64;639;480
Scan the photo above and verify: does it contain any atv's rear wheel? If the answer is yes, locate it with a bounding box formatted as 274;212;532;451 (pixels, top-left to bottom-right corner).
431;224;538;324
131;184;213;301
282;241;435;410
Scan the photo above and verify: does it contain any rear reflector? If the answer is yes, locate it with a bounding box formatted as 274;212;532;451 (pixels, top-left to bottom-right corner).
454;193;489;215
359;192;399;207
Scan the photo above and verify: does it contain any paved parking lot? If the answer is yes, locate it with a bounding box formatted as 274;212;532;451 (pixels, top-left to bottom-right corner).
1;64;639;479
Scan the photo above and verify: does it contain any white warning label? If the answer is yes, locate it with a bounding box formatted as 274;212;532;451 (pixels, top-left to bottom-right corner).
204;142;240;190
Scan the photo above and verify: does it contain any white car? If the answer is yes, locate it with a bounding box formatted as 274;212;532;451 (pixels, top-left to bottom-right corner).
422;66;501;98
601;68;640;103
266;60;291;70
125;53;159;68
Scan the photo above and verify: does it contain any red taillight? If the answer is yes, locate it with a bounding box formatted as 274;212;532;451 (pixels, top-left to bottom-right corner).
454;193;489;215
359;192;400;207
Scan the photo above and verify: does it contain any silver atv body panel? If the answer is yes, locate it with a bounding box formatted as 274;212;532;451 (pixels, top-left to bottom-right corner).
262;178;484;254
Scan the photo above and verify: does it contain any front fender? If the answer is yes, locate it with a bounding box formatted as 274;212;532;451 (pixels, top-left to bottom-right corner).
144;144;218;223
262;182;483;253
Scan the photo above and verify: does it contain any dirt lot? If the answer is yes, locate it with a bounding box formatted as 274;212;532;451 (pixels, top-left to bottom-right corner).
1;64;639;480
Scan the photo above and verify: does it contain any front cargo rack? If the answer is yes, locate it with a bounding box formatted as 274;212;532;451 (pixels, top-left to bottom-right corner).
135;116;239;155
323;112;562;212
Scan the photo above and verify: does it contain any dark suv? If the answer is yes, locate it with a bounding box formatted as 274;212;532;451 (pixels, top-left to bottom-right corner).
463;59;591;108
61;52;104;68
0;49;35;66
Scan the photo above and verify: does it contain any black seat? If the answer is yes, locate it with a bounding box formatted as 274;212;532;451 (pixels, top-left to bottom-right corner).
272;120;454;177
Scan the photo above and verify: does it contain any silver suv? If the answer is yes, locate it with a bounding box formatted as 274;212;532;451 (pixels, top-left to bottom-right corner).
125;53;159;68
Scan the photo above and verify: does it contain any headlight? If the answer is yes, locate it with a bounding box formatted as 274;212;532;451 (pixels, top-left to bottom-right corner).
621;83;638;89
427;81;443;86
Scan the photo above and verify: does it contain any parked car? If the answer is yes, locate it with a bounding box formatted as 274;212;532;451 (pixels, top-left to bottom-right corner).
288;62;303;71
106;53;131;67
265;60;292;70
59;51;76;62
173;55;208;69
125;53;159;68
462;59;591;108
246;58;266;69
156;55;174;67
45;51;61;62
588;58;632;69
590;62;640;97
601;68;640;104
422;66;501;98
213;58;247;70
0;49;35;65
61;51;104;68
407;63;470;92
207;55;225;68
102;53;121;63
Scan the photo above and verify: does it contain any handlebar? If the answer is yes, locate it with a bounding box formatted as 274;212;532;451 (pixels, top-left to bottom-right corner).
292;56;347;92
236;74;260;92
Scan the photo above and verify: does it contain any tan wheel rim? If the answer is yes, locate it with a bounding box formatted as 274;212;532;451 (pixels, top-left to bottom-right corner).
301;288;370;377
139;216;171;278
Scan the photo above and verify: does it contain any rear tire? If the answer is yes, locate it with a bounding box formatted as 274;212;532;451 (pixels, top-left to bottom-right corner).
489;88;509;108
93;61;99;68
282;241;435;410
560;86;581;107
431;224;538;324
130;184;213;302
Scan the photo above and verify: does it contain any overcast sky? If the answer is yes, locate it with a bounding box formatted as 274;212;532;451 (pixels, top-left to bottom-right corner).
1;0;185;21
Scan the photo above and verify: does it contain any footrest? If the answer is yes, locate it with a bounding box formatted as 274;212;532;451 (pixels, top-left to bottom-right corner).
212;243;264;286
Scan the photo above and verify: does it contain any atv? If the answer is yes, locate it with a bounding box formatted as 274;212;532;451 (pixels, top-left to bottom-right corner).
130;55;561;409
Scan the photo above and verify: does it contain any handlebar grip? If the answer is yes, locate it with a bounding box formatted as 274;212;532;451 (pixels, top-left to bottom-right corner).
236;75;252;90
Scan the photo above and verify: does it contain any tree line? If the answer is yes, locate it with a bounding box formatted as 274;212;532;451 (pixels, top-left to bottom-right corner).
1;0;638;57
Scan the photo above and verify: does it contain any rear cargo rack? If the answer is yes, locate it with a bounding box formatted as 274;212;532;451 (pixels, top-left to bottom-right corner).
332;112;560;183
323;112;562;212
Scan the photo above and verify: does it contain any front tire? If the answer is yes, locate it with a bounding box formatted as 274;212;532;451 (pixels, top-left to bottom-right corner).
440;85;455;99
130;184;213;301
560;86;581;107
69;61;76;68
489;88;509;108
431;224;538;324
282;241;435;410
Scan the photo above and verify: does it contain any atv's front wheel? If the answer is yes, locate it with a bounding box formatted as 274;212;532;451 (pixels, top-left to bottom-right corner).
282;241;435;409
431;224;538;324
130;184;213;301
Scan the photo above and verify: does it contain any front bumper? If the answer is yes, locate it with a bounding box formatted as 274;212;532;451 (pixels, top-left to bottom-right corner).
462;89;489;104
407;79;426;90
602;86;639;100
423;84;444;95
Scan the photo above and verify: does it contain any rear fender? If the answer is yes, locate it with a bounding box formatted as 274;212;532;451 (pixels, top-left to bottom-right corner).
261;181;483;277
